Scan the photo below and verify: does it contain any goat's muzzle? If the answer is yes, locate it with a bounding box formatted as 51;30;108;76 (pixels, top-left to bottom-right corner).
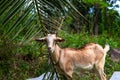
48;47;53;53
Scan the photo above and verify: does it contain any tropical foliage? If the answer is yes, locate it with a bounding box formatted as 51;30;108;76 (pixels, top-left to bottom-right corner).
0;0;120;80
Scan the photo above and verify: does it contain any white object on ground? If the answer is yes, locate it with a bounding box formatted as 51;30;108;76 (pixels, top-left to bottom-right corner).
27;72;58;80
110;71;120;80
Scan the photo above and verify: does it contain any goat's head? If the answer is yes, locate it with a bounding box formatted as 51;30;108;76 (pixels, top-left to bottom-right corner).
35;34;65;53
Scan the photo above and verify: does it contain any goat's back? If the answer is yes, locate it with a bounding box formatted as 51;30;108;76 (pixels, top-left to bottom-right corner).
62;43;105;69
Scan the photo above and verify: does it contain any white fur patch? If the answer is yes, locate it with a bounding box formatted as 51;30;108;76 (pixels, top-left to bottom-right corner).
74;64;94;70
47;34;56;53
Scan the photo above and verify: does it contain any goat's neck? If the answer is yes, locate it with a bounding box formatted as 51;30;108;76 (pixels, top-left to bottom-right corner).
52;44;61;64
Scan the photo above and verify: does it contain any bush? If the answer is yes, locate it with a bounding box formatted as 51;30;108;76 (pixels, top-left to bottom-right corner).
0;36;49;80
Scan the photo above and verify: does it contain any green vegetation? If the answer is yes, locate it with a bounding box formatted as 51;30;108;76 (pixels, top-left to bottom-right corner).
1;31;120;80
0;0;120;80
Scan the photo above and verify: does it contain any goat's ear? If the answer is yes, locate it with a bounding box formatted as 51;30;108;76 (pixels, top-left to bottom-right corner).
35;37;46;42
56;37;65;42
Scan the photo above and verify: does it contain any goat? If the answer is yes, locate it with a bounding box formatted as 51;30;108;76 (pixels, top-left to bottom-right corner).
35;34;110;80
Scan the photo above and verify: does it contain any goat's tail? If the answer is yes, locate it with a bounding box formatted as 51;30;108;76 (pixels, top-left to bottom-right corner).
104;43;110;53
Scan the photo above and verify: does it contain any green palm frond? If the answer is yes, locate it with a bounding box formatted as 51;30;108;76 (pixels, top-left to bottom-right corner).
0;0;40;44
0;0;89;45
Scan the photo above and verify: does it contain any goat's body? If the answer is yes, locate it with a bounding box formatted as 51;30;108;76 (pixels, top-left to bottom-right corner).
36;34;110;80
52;43;108;80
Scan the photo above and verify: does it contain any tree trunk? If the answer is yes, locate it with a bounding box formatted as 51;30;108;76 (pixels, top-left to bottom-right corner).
93;3;101;35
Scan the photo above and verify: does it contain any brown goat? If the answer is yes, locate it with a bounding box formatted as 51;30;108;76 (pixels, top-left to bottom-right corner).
35;34;110;80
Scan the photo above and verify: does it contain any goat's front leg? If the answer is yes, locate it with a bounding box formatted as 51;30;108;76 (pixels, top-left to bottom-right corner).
62;63;73;80
65;71;73;80
55;64;72;80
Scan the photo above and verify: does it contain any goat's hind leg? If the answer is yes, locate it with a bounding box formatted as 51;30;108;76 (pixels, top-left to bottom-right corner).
95;62;106;80
97;67;106;80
